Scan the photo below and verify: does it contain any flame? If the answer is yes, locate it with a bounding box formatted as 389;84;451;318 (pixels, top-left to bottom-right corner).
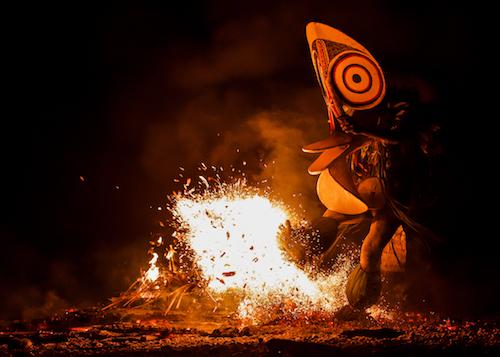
170;181;352;322
144;252;160;283
175;194;315;292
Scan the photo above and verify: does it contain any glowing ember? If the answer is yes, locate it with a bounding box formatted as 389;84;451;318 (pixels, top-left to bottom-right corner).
175;195;315;292
170;180;352;321
105;175;355;322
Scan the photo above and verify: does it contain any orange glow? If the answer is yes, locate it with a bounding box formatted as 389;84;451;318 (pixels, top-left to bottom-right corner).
168;180;353;322
144;252;160;282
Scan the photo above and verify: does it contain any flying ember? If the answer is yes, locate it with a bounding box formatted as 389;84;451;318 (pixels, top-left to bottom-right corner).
169;179;352;321
104;176;353;322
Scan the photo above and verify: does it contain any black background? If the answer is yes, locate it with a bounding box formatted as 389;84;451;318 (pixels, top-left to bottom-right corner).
2;1;495;320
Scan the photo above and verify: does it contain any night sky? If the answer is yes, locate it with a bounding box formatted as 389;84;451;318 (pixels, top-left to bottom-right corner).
2;1;495;320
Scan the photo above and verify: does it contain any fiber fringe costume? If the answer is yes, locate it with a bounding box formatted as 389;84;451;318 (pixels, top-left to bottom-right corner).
280;22;439;309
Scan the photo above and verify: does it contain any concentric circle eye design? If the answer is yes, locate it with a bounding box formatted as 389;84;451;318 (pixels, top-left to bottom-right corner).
331;51;385;109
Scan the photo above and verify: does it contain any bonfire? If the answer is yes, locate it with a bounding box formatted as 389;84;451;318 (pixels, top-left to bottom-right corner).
103;166;354;324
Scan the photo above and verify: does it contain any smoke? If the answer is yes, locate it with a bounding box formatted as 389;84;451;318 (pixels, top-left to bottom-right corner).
136;6;334;220
168;11;304;90
141;89;328;220
2;287;70;321
212;110;324;216
21;290;70;321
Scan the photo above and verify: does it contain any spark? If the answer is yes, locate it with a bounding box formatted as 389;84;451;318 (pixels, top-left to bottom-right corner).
169;180;352;321
119;173;353;323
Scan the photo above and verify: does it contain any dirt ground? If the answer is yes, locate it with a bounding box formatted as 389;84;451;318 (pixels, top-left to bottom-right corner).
1;305;498;356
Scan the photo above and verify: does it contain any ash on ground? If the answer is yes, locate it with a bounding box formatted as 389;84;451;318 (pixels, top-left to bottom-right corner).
1;305;498;356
